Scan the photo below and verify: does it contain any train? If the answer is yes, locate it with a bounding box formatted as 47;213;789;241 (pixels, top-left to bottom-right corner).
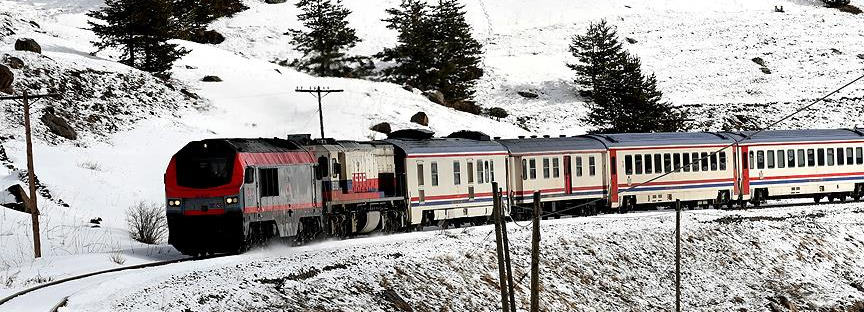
164;128;864;255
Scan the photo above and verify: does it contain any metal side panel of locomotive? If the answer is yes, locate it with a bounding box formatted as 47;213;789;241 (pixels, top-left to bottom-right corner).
165;138;321;255
385;130;511;227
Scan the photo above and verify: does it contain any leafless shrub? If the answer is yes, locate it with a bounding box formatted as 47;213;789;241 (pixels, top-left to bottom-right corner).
77;160;102;171
126;201;167;245
108;250;126;265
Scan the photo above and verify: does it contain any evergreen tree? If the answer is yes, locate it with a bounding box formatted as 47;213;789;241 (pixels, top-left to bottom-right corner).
89;0;188;74
569;20;687;133
377;0;437;88
287;0;372;77
171;0;247;37
428;0;484;101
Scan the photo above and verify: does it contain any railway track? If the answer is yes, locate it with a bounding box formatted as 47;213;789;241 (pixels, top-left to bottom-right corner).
0;254;229;312
2;199;859;311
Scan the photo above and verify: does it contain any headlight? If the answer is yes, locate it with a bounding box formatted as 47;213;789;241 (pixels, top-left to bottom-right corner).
168;200;181;207
225;197;239;204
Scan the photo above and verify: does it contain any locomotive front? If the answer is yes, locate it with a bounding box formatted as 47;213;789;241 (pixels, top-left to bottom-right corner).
164;140;246;255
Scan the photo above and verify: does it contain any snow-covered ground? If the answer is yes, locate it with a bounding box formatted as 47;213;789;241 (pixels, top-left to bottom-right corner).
1;0;864;309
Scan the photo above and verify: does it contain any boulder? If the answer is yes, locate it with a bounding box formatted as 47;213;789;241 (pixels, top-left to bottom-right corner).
190;30;225;44
517;90;539;99
1;184;27;212
201;75;222;82
265;0;287;3
410;112;429;126
625;37;638;44
370;122;392;134
5;56;24;69
858;54;864;60
40;107;78;140
760;67;771;74
402;84;415;92
751;57;765;67
0;64;13;94
448;100;481;115
14;38;41;54
423;90;445;105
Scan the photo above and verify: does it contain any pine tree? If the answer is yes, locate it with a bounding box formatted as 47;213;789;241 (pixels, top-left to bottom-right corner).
569;20;687;133
287;0;372;77
428;0;484;101
89;0;188;74
377;0;436;88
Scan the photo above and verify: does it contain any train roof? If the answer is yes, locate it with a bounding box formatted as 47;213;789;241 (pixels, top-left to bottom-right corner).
384;137;507;155
496;136;606;154
202;138;304;153
724;129;864;143
587;132;737;148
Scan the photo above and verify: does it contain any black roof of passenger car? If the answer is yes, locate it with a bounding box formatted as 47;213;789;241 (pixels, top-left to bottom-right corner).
383;137;507;155
724;129;864;143
496;136;606;154
587;132;738;148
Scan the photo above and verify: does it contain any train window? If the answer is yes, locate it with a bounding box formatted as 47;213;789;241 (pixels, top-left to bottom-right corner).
453;161;461;185
244;167;255;184
673;153;681;173
521;159;526;181
719;152;727;170
838;148;846;165
710;153;718;171
625;155;633;175
663;154;672;173
576;157;583;177
417;163;424;186
477;160;485;183
817;149;825;166
490;160;496;182
767;150;775;169
529;159;537;180
644;154;653;174
589;156;596;176
332;158;340;178
777;150;785;168
827;148;835;166
259;168;279;197
857;147;863;165
797;149;806;167
635;155;643;175
552;158;560;178
691;152;699;172
787;149;795;168
543;158;551;178
484;161;491;182
431;162;439;186
654;154;662;173
806;149;815;167
468;161;475;183
682;153;690;172
756;151;764;169
700;152;709;171
847;147;855;165
748;151;754;170
316;157;328;179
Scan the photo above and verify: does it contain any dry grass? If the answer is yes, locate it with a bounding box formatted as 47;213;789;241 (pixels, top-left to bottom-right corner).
108;250;126;265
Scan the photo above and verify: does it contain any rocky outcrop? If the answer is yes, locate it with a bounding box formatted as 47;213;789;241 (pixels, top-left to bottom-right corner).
40;107;77;140
410;112;429;126
14;38;41;54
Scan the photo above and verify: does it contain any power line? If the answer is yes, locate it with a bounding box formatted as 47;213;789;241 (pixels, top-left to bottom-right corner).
295;86;344;139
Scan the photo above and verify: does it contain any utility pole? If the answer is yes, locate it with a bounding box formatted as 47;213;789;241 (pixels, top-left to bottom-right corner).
295;86;343;139
0;90;59;259
675;199;682;312
499;187;516;312
530;191;541;312
492;182;510;312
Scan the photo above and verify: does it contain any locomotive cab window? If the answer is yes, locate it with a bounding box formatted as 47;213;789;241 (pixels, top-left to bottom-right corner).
259;168;279;197
244;167;255;184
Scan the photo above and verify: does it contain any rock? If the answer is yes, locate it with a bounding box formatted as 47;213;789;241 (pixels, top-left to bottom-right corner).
5;56;24;69
1;184;27;212
40;107;78;140
625;37;638;44
858;54;864;60
265;0;287;3
422;90;445;105
751;57;765;67
201;75;222;82
517;90;539;99
410;112;429;126
447;100;481;115
760;67;772;74
0;64;12;94
28;21;40;28
402;84;414;92
180;88;199;99
190;30;225;44
831;48;842;54
89;217;102;225
370;122;392;134
14;38;41;54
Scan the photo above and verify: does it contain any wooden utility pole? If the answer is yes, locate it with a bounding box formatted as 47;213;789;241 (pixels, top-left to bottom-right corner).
675;199;682;312
492;182;510;312
499;187;516;312
530;191;541;312
0;90;58;259
295;86;344;139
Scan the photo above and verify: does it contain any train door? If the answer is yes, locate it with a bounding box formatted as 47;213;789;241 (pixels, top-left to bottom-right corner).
564;156;572;194
609;150;619;207
243;166;258;212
